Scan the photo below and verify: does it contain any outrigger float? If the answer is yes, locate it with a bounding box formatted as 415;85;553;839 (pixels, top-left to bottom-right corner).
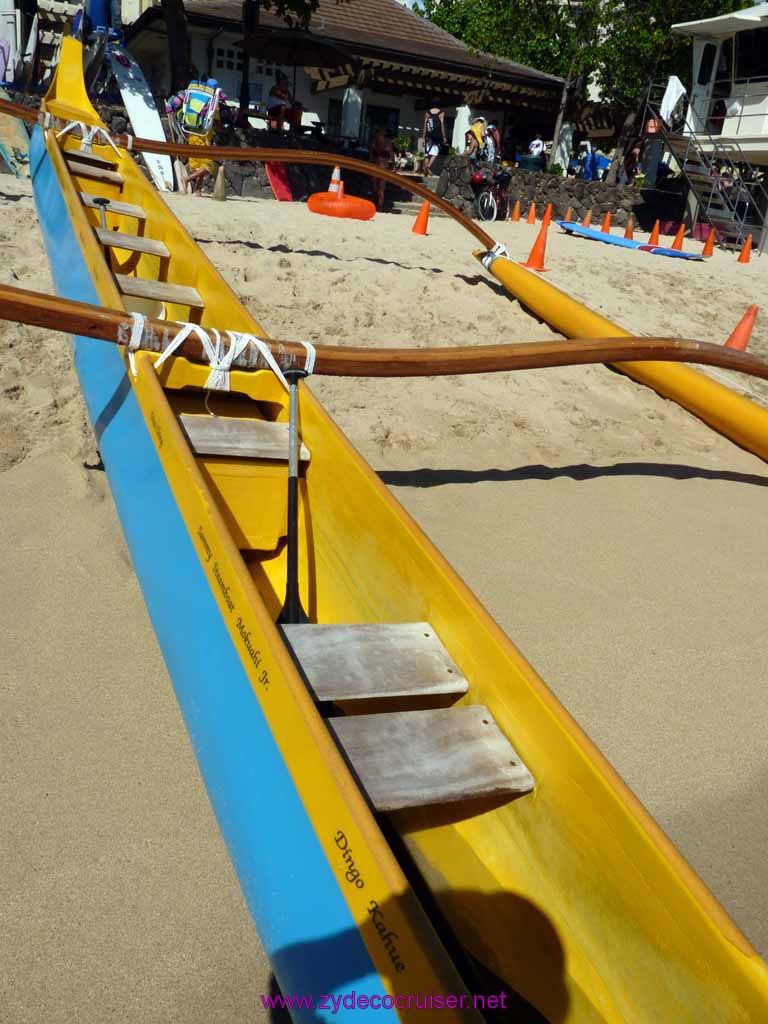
5;37;768;1023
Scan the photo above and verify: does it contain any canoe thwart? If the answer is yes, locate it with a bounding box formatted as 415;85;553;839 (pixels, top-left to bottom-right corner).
179;413;310;462
283;622;469;703
94;227;170;258
62;147;118;170
80;192;147;222
66;159;124;185
115;274;204;309
328;705;534;811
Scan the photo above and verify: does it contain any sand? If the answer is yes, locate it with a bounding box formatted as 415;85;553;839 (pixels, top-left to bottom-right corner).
2;172;768;1020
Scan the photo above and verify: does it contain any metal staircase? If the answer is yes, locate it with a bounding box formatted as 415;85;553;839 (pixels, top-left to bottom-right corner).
644;80;768;253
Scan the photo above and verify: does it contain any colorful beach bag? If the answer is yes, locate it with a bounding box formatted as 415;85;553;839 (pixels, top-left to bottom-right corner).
179;82;221;137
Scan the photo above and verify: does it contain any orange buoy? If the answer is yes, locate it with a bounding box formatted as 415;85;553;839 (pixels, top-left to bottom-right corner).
307;188;376;221
648;219;661;245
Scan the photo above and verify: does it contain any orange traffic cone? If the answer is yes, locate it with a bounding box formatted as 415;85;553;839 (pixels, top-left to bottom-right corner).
564;206;572;223
671;224;686;251
725;305;758;350
601;211;612;233
526;202;536;224
582;208;593;228
520;222;549;272
328;166;342;193
737;234;753;264
624;216;634;240
412;199;430;235
702;226;716;257
510;199;521;222
542;202;553;228
648;219;660;246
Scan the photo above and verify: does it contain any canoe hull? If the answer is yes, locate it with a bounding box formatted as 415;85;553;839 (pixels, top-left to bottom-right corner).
29;126;397;1022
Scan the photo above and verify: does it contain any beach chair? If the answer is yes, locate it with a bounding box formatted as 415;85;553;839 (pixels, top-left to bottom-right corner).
178;81;221;138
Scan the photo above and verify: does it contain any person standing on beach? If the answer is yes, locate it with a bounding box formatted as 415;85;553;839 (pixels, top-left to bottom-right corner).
422;101;446;172
369;128;394;210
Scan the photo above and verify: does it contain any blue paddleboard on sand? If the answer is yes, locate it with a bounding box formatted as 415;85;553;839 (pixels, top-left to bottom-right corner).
558;220;704;261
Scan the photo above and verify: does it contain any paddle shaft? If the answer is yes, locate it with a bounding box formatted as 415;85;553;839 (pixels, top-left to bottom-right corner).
278;369;310;626
2;282;768;382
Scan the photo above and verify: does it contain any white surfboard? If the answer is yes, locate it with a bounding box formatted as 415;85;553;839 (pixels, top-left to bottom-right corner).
16;13;38;86
0;0;19;83
109;43;173;191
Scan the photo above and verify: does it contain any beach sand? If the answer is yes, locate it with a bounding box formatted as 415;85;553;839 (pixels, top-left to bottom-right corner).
2;173;767;1020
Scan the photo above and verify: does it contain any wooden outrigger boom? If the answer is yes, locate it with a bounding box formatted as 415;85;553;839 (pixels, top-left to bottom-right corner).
3;281;768;380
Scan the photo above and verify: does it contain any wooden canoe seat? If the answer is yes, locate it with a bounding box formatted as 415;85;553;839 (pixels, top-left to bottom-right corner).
282;623;468;703
328;706;534;811
115;274;204;309
66;159;124;186
94;227;170;258
63;148;118;171
80;193;147;222
179;413;310;462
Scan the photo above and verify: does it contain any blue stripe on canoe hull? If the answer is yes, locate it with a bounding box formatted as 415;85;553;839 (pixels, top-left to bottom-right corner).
30;128;394;1021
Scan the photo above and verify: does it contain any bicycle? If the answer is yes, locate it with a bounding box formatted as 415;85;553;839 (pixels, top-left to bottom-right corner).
472;167;511;222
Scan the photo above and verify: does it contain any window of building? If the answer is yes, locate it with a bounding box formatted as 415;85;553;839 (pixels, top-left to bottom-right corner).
362;104;400;143
214;46;245;74
734;27;768;82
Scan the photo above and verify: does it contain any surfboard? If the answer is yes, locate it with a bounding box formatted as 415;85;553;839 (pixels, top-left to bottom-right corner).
108;43;174;191
83;27;107;92
558;220;704;260
0;85;30;177
16;13;38;87
265;162;293;201
0;0;18;83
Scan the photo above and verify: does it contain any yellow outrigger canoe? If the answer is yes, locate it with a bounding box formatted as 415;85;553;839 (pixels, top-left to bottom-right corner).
24;37;768;1022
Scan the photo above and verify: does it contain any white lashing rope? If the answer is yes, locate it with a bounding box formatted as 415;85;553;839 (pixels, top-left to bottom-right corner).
54;120;122;158
126;313;146;377
151;324;314;392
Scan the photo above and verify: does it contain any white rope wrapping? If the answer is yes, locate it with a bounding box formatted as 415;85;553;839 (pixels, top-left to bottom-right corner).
152;325;316;392
126;313;146;377
54;120;122;158
298;340;317;374
481;242;509;270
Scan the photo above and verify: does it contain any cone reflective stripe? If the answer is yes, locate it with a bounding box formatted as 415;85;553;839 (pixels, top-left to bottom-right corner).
702;226;716;257
725;305;758;351
328;165;342;193
510;199;521;222
624;216;634;240
582;208;592;228
337;181;345;199
601;211;612;233
520;221;549;272
526;202;536;224
412;199;430;235
648;219;660;245
671;224;686;251
737;234;753;264
542;203;553;228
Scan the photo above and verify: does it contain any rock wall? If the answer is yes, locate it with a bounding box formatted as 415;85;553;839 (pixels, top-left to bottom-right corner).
436;154;643;226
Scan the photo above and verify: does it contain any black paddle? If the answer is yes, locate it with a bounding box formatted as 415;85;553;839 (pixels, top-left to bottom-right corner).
277;368;310;625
